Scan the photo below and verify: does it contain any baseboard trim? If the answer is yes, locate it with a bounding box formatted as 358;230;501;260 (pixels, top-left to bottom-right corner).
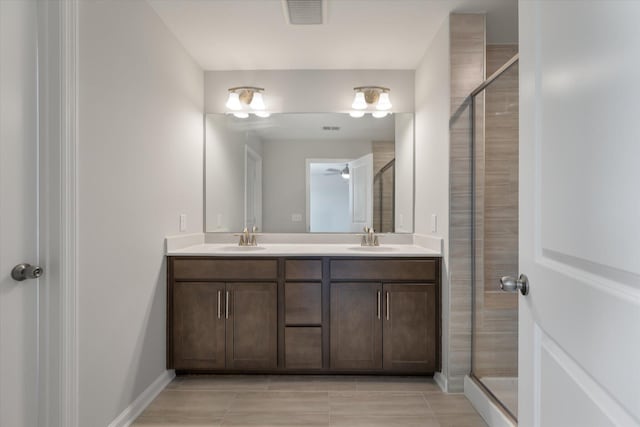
434;371;448;392
464;375;516;427
108;370;175;427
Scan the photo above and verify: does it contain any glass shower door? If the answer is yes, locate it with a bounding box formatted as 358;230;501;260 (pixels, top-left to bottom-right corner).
471;55;519;420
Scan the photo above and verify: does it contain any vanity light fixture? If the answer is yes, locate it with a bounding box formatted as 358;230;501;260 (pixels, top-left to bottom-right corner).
226;86;270;118
349;86;392;118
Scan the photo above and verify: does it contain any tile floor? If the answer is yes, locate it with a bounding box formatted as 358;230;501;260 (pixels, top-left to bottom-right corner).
132;375;488;427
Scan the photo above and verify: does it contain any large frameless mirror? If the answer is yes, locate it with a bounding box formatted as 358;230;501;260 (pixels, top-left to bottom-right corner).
205;113;414;233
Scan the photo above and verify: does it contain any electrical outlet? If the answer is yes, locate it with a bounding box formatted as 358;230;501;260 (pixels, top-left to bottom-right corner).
291;213;303;222
179;214;187;232
431;214;437;233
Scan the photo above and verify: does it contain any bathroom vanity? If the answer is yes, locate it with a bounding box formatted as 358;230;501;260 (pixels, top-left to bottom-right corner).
166;246;441;375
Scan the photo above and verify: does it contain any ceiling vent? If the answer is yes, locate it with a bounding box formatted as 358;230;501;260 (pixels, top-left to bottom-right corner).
322;126;340;131
283;0;325;25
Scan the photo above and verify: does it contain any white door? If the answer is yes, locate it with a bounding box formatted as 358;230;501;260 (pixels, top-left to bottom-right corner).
244;145;262;231
348;153;373;232
0;1;41;426
518;2;640;426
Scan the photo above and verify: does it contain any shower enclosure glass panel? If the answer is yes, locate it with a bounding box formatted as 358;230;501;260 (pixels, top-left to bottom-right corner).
471;56;519;420
373;159;395;233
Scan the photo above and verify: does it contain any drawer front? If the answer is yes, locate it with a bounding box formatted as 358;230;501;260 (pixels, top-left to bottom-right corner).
285;259;322;280
284;327;323;369
330;259;437;281
172;258;278;280
285;282;322;325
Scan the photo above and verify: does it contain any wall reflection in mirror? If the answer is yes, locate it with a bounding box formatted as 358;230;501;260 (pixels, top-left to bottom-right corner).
205;113;414;233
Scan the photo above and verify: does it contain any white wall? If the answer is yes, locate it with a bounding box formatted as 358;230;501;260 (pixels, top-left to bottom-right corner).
263;139;372;232
205;115;263;232
413;17;451;386
78;1;203;425
204;70;415;113
394;113;415;233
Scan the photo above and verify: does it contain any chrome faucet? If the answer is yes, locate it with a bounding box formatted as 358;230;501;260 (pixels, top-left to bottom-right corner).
361;226;379;247
238;226;258;246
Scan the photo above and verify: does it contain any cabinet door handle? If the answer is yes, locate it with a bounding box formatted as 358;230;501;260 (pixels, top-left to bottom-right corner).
386;292;390;320
217;290;222;319
225;290;230;319
377;290;381;319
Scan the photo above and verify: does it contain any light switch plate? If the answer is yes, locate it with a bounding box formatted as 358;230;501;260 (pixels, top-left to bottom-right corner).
179;214;187;232
431;214;437;233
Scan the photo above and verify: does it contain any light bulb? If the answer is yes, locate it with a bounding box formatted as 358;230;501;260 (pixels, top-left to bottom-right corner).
226;92;242;110
233;112;249;119
376;92;392;110
351;92;367;110
349;111;365;118
372;111;389;118
254;111;271;118
341;165;350;179
249;92;265;110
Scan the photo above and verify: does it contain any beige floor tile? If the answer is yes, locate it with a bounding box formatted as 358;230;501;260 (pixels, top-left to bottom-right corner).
267;375;357;391
132;414;222;426
330;415;440;427
355;376;441;392
135;376;489;427
167;375;270;391
422;393;478;416
221;412;330;426
228;391;329;414
140;390;235;419
436;414;488;427
329;391;433;417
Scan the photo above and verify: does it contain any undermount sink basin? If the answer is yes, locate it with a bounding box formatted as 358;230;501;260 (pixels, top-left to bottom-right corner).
348;246;395;252
220;246;266;252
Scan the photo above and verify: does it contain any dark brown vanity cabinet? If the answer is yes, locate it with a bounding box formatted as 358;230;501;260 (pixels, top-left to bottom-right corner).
330;282;383;370
172;282;226;370
383;283;438;371
329;259;439;373
168;259;277;371
168;256;440;374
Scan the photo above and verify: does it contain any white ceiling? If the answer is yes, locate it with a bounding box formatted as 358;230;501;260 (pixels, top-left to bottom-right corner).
147;0;518;70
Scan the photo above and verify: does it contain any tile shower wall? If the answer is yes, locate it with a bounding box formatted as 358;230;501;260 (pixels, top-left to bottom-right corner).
473;45;519;378
372;141;395;232
448;13;485;392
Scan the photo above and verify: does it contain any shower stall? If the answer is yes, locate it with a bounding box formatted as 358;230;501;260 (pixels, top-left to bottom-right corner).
373;158;395;233
465;52;520;420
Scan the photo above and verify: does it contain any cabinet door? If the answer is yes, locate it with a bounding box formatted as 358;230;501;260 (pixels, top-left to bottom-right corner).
330;282;382;370
172;282;226;370
383;283;437;372
226;282;277;370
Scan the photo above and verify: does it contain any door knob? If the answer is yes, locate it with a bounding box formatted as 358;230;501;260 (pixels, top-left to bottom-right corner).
11;263;43;282
500;274;529;295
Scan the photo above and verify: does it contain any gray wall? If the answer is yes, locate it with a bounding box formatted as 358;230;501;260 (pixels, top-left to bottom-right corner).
414;15;452;388
78;1;203;424
206;115;263;232
262;139;372;232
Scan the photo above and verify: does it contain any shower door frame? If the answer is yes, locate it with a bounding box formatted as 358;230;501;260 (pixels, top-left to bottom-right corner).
468;53;520;423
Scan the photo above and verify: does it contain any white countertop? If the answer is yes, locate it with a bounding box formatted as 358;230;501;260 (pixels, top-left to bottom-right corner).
167;243;441;257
